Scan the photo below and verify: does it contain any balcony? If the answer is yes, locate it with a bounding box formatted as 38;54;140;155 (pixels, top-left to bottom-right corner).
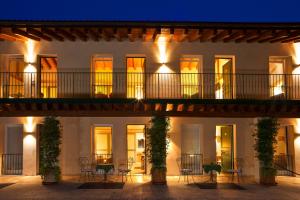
1;72;300;100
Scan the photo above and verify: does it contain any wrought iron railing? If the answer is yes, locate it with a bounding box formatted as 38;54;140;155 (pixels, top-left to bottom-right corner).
274;154;294;176
181;153;203;175
93;153;113;164
0;72;300;100
1;154;23;175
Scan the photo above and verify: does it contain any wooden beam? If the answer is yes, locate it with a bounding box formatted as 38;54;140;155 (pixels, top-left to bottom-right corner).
41;28;64;41
211;30;231;42
26;28;52;41
187;29;200;42
86;28;100;41
143;28;157;42
258;30;289;43
41;58;51;70
12;28;40;41
129;28;143;42
223;30;244;42
246;30;273;43
116;28;128;41
173;28;186;42
56;28;76;41
235;30;258;42
102;28;115;41
71;28;88;41
269;30;300;43
200;29;215;42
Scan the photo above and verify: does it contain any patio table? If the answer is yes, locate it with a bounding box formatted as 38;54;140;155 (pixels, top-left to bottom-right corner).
96;164;114;181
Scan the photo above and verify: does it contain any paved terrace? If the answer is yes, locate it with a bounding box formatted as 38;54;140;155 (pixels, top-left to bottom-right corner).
0;175;300;200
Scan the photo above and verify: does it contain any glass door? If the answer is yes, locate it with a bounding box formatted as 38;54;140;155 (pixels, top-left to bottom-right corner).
216;125;234;171
39;56;58;98
126;57;145;99
93;126;112;164
215;57;234;99
127;125;146;174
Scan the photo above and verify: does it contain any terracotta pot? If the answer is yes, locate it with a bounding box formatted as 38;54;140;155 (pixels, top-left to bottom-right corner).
42;170;58;185
259;167;277;185
151;168;167;185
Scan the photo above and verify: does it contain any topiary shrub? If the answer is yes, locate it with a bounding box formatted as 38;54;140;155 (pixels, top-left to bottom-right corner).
253;117;279;185
146;115;170;184
39;116;62;184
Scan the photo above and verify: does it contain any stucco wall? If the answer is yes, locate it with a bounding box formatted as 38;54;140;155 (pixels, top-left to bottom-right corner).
0;40;294;73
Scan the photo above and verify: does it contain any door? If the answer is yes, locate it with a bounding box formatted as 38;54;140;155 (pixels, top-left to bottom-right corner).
269;58;286;97
126;57;145;99
127;125;146;174
222;59;233;99
215;57;234;99
93;126;113;164
220;125;234;171
2;125;23;175
39;56;58;98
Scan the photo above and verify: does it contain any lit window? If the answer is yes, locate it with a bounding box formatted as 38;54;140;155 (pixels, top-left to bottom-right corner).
126;57;145;99
7;56;26;98
215;57;234;99
40;57;57;98
180;57;199;98
269;58;285;97
94;126;112;155
92;56;113;98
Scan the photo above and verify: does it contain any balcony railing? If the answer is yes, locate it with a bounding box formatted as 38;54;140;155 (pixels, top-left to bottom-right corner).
0;72;300;100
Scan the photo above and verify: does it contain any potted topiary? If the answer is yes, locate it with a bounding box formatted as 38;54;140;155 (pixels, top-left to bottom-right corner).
253;118;279;185
39;116;62;184
203;162;222;182
146;115;170;185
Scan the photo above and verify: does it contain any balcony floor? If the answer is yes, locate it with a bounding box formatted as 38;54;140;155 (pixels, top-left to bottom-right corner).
0;175;299;200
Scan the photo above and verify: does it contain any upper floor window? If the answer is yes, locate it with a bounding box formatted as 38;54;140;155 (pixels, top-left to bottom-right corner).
215;57;235;99
7;56;26;98
269;57;286;97
92;55;113;98
180;56;201;98
126;57;145;99
40;56;57;98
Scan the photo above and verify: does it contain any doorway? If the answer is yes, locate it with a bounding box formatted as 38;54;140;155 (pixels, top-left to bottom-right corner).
39;56;58;98
127;125;146;174
2;125;23;175
216;125;234;171
215;57;234;99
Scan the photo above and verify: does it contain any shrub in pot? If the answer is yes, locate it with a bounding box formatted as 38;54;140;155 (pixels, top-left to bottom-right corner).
203;162;222;182
40;116;62;184
253;118;278;185
146;115;170;185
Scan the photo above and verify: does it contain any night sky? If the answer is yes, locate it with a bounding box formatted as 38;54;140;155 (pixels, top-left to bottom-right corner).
0;0;300;22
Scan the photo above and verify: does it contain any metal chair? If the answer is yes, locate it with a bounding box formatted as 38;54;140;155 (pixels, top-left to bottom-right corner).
117;158;134;182
79;156;95;182
176;157;195;183
226;158;243;182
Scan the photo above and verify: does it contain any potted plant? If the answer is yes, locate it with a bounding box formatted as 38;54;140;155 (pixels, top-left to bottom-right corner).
203;162;222;182
39;116;62;184
253;118;279;185
146;115;170;185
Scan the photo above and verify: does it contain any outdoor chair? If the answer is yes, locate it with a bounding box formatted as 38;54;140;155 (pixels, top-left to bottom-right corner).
176;157;195;183
79;156;96;182
226;158;243;182
117;158;134;182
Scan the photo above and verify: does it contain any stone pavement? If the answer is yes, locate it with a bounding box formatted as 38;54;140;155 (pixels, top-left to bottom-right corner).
0;175;300;200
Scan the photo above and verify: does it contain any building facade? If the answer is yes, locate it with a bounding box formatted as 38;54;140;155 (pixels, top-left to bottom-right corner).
0;21;300;181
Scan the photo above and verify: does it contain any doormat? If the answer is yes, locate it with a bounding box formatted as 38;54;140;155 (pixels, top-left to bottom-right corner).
78;182;125;189
0;183;14;189
196;183;246;190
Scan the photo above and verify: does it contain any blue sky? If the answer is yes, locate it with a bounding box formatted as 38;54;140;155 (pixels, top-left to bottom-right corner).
0;0;299;22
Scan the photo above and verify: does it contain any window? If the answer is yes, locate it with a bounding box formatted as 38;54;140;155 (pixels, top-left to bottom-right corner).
269;57;286;97
40;56;57;98
215;57;234;99
93;126;112;164
180;56;200;98
92;56;113;98
7;56;26;98
126;57;145;99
